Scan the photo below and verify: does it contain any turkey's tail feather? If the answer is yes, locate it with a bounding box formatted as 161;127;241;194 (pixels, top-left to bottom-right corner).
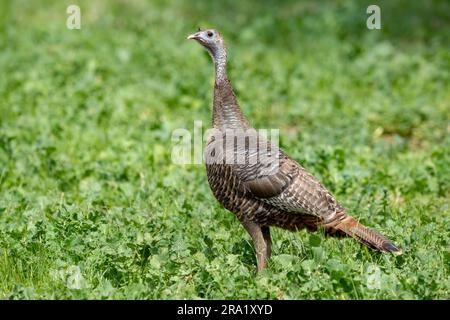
328;214;402;255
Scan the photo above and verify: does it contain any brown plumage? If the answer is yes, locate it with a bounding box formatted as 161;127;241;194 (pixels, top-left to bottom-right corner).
188;29;402;271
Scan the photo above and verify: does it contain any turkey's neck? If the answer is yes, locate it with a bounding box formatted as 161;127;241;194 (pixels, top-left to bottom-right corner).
212;48;249;130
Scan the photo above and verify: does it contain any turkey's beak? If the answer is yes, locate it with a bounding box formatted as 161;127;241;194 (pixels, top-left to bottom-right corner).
187;33;199;40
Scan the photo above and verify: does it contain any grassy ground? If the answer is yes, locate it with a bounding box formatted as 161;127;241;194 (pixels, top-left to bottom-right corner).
0;0;449;299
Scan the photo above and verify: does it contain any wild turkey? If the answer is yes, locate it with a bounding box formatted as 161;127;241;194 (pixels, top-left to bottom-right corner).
187;28;402;271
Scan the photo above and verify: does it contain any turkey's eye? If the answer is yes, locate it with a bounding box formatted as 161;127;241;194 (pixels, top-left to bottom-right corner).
207;31;213;37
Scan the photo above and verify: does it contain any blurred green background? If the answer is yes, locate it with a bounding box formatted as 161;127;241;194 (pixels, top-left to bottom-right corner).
0;0;449;299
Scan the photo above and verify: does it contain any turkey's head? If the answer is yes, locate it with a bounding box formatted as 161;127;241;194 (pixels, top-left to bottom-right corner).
187;28;225;59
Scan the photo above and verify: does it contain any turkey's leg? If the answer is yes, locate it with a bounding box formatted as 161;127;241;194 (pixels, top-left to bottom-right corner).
242;221;268;272
262;226;272;260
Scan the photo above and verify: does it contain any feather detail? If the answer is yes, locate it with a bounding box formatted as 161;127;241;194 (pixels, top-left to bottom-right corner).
330;215;402;254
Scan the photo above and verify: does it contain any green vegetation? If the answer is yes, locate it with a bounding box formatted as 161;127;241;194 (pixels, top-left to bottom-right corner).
0;0;449;299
